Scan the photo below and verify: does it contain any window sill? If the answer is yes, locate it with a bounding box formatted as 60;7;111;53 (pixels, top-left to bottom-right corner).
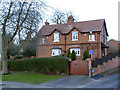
72;40;78;41
53;41;59;42
88;40;95;42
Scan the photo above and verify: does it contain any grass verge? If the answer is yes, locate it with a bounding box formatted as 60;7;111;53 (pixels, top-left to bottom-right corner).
2;72;63;84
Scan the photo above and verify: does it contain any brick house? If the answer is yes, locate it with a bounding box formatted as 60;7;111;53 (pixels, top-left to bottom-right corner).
36;15;109;59
108;39;120;53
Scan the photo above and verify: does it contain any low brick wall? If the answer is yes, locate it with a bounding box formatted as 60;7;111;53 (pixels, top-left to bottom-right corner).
93;56;119;76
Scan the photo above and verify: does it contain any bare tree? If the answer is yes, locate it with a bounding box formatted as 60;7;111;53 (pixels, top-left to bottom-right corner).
50;10;79;24
0;0;47;75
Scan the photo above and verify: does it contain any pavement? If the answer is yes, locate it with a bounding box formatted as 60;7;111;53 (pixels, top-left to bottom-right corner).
80;73;119;88
1;72;119;89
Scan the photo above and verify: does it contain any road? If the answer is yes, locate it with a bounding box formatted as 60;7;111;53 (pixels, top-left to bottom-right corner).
1;72;119;89
80;73;119;88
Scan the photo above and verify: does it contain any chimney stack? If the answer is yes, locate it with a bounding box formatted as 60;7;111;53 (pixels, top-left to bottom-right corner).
67;15;74;24
45;19;49;25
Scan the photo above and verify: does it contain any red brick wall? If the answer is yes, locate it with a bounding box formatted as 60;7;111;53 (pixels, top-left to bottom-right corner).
36;29;103;59
92;56;119;76
108;40;119;53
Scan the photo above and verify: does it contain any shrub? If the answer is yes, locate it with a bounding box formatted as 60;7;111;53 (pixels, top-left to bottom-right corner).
66;49;71;58
118;49;120;53
8;56;69;74
83;50;90;60
23;48;36;57
71;50;76;61
59;54;64;56
13;55;22;60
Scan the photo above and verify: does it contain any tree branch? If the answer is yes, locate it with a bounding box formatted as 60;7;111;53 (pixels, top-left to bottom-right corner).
2;0;13;36
8;2;32;44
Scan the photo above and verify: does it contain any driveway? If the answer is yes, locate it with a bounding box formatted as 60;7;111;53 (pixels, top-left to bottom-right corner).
1;73;119;88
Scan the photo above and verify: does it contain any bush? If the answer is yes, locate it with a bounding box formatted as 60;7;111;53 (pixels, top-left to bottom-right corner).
59;54;64;56
8;56;69;74
66;49;71;58
83;50;90;60
13;55;22;60
23;48;36;57
118;49;120;53
71;50;76;61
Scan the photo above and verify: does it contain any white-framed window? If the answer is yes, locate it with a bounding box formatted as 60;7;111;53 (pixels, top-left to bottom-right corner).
89;35;95;41
54;33;59;42
40;38;44;45
72;31;78;41
51;49;61;56
70;48;80;56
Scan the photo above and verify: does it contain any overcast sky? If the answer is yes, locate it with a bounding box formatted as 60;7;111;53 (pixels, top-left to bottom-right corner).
45;0;119;41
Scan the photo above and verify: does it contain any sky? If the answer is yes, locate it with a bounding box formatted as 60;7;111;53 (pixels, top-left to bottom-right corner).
45;0;119;41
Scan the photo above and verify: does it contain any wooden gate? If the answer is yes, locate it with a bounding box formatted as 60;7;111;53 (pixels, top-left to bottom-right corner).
70;60;88;75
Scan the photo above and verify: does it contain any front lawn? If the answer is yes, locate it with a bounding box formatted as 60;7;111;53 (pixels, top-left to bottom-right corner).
2;72;63;84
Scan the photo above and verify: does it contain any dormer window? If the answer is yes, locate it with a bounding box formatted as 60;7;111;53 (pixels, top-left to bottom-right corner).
72;31;78;41
54;33;59;42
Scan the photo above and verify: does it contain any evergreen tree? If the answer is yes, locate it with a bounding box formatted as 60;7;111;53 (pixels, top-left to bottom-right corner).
71;50;76;61
83;50;90;60
66;49;71;57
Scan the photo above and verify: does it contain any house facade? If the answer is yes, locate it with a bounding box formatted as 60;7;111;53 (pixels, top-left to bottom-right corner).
36;15;109;59
108;39;120;53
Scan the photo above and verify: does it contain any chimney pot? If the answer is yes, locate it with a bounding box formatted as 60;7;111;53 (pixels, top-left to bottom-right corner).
45;19;49;25
67;15;74;24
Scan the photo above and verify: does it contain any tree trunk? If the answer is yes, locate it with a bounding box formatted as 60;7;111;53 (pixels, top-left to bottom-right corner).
1;34;8;75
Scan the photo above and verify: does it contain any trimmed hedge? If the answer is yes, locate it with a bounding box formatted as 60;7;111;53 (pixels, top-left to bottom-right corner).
8;56;69;74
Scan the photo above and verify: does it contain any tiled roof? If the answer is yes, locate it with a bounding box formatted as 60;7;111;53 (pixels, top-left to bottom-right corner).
39;19;108;36
108;39;120;44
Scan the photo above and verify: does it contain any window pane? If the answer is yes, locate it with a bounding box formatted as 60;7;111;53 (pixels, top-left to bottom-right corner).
75;51;77;54
70;48;80;56
52;49;61;56
92;35;95;41
72;31;78;41
89;35;95;41
78;51;79;54
54;33;59;42
73;36;75;39
76;36;78;39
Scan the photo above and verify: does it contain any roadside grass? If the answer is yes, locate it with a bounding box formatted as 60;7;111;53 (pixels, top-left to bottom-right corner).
2;72;64;84
0;76;1;81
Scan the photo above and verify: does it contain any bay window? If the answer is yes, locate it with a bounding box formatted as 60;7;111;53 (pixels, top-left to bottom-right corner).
51;49;61;56
70;48;80;56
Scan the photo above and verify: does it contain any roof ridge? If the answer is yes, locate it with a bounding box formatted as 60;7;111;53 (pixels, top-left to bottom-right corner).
40;18;107;36
48;23;68;26
75;19;105;24
46;19;105;26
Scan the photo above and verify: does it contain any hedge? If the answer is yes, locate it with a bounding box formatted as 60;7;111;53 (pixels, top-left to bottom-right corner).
8;56;69;74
